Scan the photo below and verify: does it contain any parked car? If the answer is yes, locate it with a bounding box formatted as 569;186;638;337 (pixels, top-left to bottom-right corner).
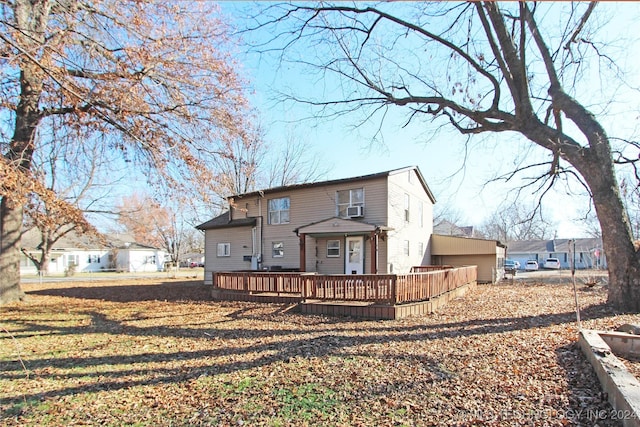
544;258;561;269
524;260;539;271
504;260;518;275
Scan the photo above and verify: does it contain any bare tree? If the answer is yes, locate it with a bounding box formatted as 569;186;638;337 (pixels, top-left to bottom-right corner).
0;1;251;303
249;2;640;311
117;193;189;267
21;131;124;274
266;131;329;187
478;203;554;242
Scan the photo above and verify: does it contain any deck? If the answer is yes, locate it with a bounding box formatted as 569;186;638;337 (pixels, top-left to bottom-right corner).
211;265;477;319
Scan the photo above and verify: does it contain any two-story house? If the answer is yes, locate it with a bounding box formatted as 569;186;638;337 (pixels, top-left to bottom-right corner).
197;166;436;284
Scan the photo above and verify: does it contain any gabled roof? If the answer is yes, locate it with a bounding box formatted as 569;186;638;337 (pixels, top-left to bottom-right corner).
196;211;257;230
506;238;603;254
229;166;436;204
294;217;392;237
21;227;106;250
21;228;164;251
433;220;479;238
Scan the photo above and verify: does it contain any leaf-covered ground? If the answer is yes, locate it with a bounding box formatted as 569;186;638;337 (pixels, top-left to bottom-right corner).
1;277;637;426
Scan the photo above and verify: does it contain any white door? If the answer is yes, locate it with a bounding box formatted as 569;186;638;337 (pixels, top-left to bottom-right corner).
345;236;364;274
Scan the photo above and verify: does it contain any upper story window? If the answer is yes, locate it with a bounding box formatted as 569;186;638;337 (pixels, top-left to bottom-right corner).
337;188;364;218
418;201;424;227
217;242;231;257
404;193;410;222
268;197;290;225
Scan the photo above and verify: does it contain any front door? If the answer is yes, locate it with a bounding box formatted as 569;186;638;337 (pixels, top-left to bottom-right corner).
345;236;364;274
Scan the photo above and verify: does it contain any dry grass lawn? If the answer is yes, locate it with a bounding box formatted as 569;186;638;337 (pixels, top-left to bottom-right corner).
1;276;637;426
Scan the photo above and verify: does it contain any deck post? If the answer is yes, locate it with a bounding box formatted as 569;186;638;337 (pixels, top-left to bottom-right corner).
370;231;377;274
299;233;306;272
391;275;397;305
301;274;308;302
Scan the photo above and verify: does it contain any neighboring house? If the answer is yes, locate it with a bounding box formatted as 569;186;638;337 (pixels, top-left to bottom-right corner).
20;228;166;275
506;238;606;269
197;166;437;284
433;220;480;238
111;241;167;273
431;234;506;283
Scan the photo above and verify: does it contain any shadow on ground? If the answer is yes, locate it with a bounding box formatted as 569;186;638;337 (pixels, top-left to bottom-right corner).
27;281;211;303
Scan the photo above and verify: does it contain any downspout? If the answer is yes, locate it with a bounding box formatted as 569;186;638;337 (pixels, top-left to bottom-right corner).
258;192;264;269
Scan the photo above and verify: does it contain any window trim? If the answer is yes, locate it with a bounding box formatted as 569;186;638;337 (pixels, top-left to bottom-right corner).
217;242;231;257
336;187;365;218
268;197;291;225
327;240;341;258
272;241;284;258
404;193;410;222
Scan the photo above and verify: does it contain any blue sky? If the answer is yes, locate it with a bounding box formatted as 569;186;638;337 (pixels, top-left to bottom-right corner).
221;2;640;238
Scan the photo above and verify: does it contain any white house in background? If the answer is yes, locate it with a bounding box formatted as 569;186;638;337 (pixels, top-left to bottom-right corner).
20;228;166;275
112;241;167;273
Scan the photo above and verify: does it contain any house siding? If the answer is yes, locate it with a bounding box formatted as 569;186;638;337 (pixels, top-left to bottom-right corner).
229;176;389;272
203;226;255;284
386;169;434;273
314;237;346;274
433;254;500;283
430;234;505;283
202;167;435;277
431;234;500;255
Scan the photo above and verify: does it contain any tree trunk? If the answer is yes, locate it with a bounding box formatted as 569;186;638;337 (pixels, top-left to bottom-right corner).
0;199;25;304
563;135;640;311
0;0;49;305
585;155;640;311
40;245;50;276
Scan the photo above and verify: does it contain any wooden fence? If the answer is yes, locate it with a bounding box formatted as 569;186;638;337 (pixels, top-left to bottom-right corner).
213;265;477;305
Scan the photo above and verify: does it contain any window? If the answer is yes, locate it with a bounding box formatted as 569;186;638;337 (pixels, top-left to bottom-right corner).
418;242;424;255
272;241;284;258
146;255;156;264
268;197;290;224
217;243;231;257
418;201;424;227
404;194;410;222
67;254;79;266
336;188;364;217
88;254;100;263
327;240;340;257
403;240;410;256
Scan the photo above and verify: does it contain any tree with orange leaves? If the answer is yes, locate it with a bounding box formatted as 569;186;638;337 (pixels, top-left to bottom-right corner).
0;1;251;303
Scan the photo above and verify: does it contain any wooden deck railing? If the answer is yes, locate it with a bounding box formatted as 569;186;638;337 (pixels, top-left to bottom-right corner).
410;265;453;273
395;265;477;304
214;271;303;294
303;274;397;303
212;265;477;305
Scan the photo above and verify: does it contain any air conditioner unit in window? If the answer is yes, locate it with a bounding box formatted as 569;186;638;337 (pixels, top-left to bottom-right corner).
346;205;364;218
